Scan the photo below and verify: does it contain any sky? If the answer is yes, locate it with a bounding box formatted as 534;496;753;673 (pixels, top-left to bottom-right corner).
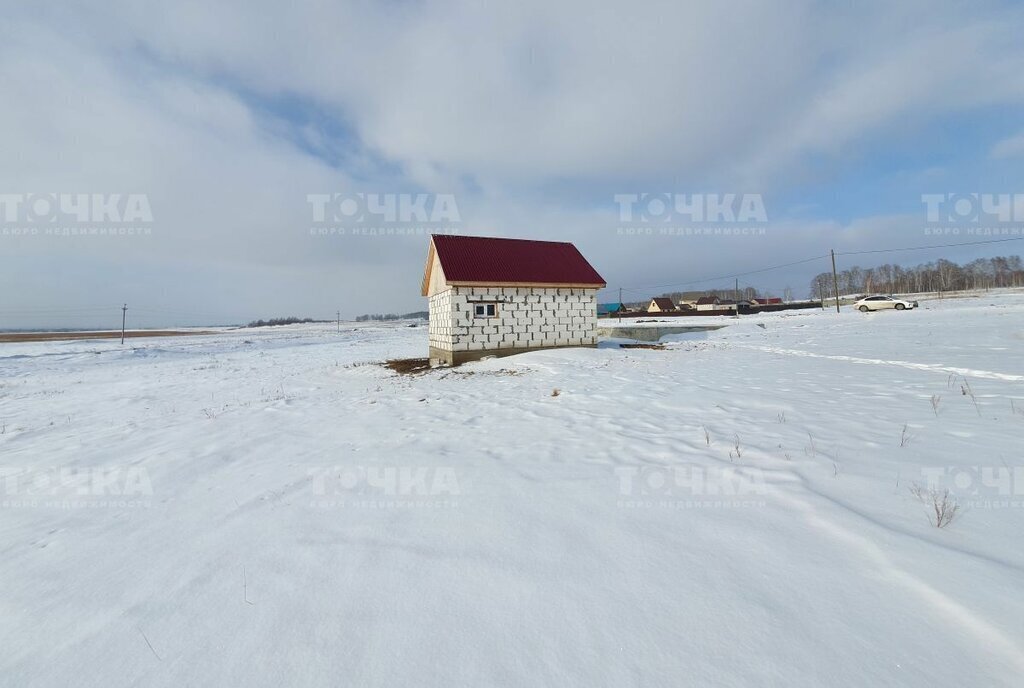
2;0;1024;328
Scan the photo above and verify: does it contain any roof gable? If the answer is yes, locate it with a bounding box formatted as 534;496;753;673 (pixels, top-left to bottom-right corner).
424;235;605;294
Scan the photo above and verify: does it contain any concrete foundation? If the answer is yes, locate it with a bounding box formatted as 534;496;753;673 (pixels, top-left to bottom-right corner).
595;324;726;341
429;343;597;367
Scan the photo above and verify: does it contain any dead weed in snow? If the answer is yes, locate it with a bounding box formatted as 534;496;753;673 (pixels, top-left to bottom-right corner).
440;368;524;379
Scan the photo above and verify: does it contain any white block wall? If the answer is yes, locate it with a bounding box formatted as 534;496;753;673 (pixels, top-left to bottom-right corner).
428;286;599;354
428;289;454;350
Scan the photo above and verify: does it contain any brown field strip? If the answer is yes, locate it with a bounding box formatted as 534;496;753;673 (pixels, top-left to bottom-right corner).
0;330;217;344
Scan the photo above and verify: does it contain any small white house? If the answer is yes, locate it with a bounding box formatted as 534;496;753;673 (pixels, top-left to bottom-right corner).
694;296;720;311
717;299;739;312
422;234;607;366
646;298;677;313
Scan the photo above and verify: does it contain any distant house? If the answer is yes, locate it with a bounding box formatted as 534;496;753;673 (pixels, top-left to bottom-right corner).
694;296;720;311
717;299;739;312
735;300;759;312
421;234;606;366
754;297;783;305
647;297;678;313
597;302;627;316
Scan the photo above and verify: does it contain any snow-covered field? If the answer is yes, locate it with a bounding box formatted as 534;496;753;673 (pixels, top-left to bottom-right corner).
2;294;1023;687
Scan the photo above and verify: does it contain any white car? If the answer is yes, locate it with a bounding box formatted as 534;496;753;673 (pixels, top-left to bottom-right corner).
852;295;919;312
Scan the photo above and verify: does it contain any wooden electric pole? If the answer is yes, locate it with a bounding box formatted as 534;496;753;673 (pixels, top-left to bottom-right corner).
830;250;840;313
120;304;127;344
337;310;341;333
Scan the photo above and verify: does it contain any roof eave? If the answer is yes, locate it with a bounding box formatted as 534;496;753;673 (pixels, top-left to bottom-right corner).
421;238;437;297
447;280;606;289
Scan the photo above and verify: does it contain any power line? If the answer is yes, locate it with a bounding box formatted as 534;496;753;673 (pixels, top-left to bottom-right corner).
131;307;239;319
612;235;1024;298
617;254;829;294
836;235;1024;257
0;307;120;315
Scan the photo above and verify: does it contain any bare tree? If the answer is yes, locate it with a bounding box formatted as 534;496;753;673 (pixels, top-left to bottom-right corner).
809;255;1023;297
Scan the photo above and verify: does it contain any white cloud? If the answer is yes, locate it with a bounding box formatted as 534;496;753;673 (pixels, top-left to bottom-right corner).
73;0;1022;187
990;131;1024;159
2;1;1024;326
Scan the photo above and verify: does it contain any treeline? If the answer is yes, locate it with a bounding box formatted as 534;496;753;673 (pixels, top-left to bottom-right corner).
246;317;321;327
811;255;1024;298
355;311;428;322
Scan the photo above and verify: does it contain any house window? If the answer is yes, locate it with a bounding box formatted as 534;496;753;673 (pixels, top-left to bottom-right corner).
474;303;497;318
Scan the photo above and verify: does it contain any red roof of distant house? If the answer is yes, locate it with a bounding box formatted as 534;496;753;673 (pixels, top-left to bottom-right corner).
695;296;719;305
755;297;782;305
649;298;677;310
427;234;606;288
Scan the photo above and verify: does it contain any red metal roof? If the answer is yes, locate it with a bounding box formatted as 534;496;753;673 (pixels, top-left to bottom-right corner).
649;298;677;309
430;234;606;286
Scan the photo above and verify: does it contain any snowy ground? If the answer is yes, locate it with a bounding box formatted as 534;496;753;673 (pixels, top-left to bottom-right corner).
1;294;1023;687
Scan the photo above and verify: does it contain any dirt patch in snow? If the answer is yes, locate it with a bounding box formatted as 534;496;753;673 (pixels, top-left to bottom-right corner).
383;358;433;376
619;343;667;350
383;358;527;377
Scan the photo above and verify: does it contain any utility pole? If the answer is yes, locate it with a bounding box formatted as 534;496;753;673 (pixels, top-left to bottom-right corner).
735;277;739;301
830;249;841;313
336;310;341;333
120;304;127;344
618;287;623;321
